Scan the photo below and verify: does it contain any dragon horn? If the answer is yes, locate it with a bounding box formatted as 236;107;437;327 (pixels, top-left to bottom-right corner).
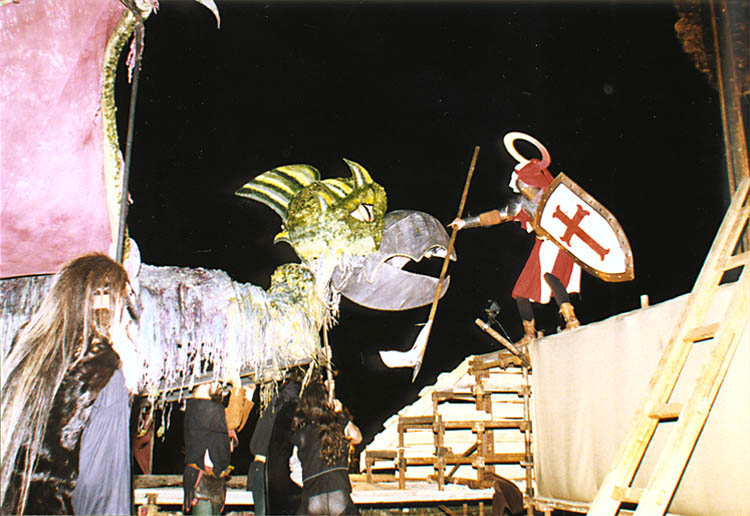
342;158;373;188
235;164;320;222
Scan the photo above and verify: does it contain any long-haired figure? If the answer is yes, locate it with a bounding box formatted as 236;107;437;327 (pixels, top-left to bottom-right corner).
0;253;141;515
290;368;361;516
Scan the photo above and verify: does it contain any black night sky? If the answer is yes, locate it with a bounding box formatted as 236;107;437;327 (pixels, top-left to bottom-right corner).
117;1;728;473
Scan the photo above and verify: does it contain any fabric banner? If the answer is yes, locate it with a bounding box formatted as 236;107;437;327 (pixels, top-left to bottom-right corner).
0;0;125;278
529;282;749;516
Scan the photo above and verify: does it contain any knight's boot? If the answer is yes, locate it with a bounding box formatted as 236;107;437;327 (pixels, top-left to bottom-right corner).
516;319;537;347
560;302;580;329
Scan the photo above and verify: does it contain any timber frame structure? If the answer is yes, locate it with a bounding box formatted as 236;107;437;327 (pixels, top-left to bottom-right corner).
360;349;534;510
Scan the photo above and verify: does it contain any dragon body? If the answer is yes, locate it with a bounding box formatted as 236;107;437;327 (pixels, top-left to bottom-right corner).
133;158;453;403
0;3;454;511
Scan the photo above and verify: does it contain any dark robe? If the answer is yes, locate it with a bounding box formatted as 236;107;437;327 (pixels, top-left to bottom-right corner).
248;380;301;514
72;369;132;515
183;398;231;512
2;348;119;515
266;398;302;515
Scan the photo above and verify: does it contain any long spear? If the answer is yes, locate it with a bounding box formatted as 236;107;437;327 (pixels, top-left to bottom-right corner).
379;146;479;381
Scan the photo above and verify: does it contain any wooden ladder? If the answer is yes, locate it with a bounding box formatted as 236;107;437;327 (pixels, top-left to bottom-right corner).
587;177;750;516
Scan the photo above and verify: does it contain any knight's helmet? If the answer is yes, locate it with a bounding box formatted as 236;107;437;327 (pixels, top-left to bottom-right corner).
504;131;555;199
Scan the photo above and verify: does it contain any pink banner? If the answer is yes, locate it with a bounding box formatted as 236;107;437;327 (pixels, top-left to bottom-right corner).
1;0;126;278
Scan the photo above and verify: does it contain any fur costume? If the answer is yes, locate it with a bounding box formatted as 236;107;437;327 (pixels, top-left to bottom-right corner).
0;253;138;515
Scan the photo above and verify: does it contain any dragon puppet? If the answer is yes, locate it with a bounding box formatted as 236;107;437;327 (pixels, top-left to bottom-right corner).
132;159;455;402
0;1;455;512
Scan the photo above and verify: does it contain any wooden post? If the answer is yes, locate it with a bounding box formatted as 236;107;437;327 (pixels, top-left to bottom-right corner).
523;365;535;516
474;318;531;368
323;327;335;406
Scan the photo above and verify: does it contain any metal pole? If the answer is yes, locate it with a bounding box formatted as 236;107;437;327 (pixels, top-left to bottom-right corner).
116;9;144;263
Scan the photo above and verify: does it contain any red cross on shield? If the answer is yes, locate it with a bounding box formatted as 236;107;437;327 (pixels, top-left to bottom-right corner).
533;173;634;282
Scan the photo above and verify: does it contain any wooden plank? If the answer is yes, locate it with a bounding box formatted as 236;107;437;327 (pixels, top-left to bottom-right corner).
469;350;522;370
406;453;527;465
473;319;531;368
134;483;497;506
612;485;643;504
135;487;249;506
429;467;528;485
443;420;528;430
399;415;435;427
361;339;534;496
400;433;525;451
648;402;682;420
484;369;525;380
351;483;495;504
685;323;719;342
437;403;523;421
365;450;398;459
134;474;246;489
722;249;750;271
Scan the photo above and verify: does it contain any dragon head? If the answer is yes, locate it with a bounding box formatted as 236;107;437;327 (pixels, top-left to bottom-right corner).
236;159;454;311
236;159;386;261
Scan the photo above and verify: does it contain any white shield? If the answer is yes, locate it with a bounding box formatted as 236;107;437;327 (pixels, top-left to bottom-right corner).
534;173;634;282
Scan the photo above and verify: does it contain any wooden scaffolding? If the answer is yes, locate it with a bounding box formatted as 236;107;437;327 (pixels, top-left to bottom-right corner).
361;348;534;507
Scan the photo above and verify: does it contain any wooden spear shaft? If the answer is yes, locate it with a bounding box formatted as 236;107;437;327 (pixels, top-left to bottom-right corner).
324;326;335;406
474;318;531;368
412;145;479;379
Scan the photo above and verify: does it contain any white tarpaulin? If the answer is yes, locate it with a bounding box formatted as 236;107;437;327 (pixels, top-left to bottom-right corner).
529;282;749;515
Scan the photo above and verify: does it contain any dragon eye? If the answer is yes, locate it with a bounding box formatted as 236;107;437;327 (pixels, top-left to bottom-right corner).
351;203;374;223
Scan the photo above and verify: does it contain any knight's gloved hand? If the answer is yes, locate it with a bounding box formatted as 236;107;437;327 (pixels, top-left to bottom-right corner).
448;218;465;230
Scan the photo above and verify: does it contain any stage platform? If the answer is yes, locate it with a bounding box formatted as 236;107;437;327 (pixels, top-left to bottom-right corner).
133;475;495;508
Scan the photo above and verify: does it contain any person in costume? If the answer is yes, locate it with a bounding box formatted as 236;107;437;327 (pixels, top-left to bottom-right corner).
247;371;303;515
450;141;581;346
183;382;234;515
1;253;141;515
73;242;143;516
290;368;361;516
